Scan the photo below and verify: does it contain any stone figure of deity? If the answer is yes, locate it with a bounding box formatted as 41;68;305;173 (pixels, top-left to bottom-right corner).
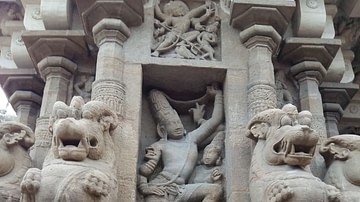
152;0;220;60
188;131;224;184
138;85;224;202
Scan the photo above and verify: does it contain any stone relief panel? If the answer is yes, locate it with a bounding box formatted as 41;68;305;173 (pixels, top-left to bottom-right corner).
0;121;34;202
21;96;119;202
320;135;360;201
246;104;340;202
138;84;224;201
151;0;221;61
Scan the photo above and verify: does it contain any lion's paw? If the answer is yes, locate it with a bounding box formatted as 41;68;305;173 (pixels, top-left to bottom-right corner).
326;185;341;202
266;181;294;202
82;170;114;197
20;168;41;194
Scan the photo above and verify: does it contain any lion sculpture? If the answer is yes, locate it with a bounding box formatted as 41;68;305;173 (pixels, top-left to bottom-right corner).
247;104;340;202
321;134;360;202
0;121;34;202
20;96;119;202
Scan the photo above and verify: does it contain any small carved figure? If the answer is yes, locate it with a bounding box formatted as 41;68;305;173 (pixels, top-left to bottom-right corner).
152;0;218;60
247;104;340;202
0;121;34;202
20;96;118;202
188;131;224;184
275;71;293;108
197;21;219;60
138;85;224;202
320;135;360;201
74;75;94;103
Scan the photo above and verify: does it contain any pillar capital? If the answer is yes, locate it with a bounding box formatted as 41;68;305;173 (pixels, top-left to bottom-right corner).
240;25;281;53
92;18;131;47
37;56;77;81
230;0;295;36
74;0;143;45
291;61;326;84
9;90;42;110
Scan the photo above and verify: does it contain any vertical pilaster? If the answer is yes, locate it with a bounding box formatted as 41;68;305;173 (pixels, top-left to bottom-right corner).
9;90;42;131
92;18;130;119
240;25;280;118
31;56;76;168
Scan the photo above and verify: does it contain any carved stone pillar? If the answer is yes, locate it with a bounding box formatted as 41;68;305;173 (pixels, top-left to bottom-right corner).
320;82;359;137
230;2;295;201
9;90;42;131
280;38;341;178
240;25;280;118
74;1;144;200
230;1;295;118
91;18;129;119
31;56;77;168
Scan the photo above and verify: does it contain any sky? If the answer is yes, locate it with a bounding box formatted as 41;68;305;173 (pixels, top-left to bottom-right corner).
0;86;16;115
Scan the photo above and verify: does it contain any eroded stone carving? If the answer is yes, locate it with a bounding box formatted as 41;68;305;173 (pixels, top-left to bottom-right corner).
275;71;294;108
21;96;119;202
247;104;340;202
138;85;224;201
320;135;360;201
188;131;224;184
74;74;95;103
0;121;34;202
151;0;220;60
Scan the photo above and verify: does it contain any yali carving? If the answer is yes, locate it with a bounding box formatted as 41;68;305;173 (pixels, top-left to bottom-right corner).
21;96;119;202
320;134;360;201
0;122;34;202
247;104;340;202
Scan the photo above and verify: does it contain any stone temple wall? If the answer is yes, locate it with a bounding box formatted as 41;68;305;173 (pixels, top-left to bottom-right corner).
1;0;360;201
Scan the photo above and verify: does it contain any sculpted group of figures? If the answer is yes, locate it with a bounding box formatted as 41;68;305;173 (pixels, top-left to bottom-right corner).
1;84;360;201
151;0;220;60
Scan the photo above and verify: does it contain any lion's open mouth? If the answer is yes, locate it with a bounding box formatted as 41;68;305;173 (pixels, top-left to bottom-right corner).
273;139;316;158
57;136;88;161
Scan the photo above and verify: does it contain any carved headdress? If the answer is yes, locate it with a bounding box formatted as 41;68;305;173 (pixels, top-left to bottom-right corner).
149;89;178;125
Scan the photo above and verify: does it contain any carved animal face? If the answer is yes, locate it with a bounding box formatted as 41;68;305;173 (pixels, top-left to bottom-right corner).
266;124;318;166
247;106;318;167
50;97;118;161
320;135;360;186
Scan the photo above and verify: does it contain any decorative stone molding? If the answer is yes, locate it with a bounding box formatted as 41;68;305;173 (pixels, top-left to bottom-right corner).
293;0;326;37
40;0;73;30
230;0;296;37
21;30;88;66
74;0;143;45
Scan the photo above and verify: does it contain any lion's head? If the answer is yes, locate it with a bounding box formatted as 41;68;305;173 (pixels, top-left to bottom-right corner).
247;104;318;167
49;96;118;162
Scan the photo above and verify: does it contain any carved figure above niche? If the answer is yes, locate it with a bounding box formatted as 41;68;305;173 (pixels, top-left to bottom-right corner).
151;0;221;61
